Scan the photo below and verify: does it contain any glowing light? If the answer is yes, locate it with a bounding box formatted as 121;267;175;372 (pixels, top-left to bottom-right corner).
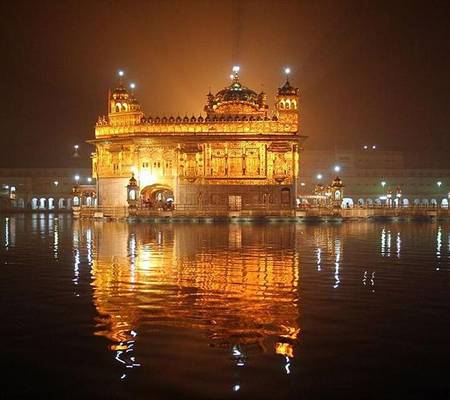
363;145;368;149
381;181;386;187
118;70;124;77
74;144;79;150
372;145;376;149
130;83;136;90
87;177;92;183
334;165;341;172
232;65;240;73
284;67;291;75
300;182;306;186
229;74;234;80
139;170;156;186
317;174;323;180
437;181;442;187
54;181;59;186
74;175;80;181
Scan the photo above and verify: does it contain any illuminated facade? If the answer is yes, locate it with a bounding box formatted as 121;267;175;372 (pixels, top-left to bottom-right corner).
90;68;305;210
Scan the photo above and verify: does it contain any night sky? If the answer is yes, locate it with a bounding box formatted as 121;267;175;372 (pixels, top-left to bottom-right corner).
1;0;449;168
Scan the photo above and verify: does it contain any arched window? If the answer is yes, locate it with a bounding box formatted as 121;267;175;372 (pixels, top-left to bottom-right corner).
58;198;65;209
31;198;39;210
279;100;285;110
291;99;297;109
441;199;448;208
285;99;291;110
39;198;46;209
73;196;80;206
342;198;354;208
115;103;122;112
122;103;128;112
48;198;54;210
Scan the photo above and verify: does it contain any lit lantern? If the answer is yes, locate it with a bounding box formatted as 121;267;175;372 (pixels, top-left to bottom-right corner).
126;173;140;209
330;176;344;207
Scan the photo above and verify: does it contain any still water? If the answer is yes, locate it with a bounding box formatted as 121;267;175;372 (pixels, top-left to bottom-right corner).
1;215;450;399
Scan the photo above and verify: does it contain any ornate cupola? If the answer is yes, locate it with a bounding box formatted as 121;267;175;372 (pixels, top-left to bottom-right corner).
108;70;144;126
275;68;299;126
204;66;268;119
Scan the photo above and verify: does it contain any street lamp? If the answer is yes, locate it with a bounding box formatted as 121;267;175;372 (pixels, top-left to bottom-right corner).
437;181;442;187
74;175;80;182
87;177;92;183
334;165;341;173
386;190;392;207
381;181;386;187
54;181;59;186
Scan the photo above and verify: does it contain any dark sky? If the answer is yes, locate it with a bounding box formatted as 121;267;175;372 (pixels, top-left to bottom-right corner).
1;0;449;168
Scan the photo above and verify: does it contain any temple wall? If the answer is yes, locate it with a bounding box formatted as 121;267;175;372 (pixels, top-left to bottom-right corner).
98;177;129;207
176;184;295;209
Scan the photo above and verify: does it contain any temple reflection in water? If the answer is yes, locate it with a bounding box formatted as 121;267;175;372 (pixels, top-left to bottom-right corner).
72;221;306;375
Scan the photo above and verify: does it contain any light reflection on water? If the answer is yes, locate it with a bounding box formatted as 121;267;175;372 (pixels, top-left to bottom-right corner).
2;216;450;399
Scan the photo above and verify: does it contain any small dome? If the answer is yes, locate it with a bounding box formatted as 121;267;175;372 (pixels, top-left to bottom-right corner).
111;84;130;100
128;173;137;186
331;176;344;187
278;80;299;96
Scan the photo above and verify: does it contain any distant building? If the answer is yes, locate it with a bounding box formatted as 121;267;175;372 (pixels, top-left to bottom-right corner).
299;149;450;207
0;168;93;210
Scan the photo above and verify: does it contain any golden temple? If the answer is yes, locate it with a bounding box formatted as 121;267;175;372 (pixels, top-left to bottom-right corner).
89;67;305;211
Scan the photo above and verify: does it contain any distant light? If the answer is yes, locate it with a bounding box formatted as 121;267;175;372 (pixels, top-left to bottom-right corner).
363;145;368;150
232;65;240;73
334;165;341;173
233;385;240;392
284;67;291;75
87;177;92;183
229;74;234;80
317;174;323;180
300;182;306;186
4;185;9;189
74;144;79;150
381;181;386;187
437;181;442;187
130;83;136;90
372;145;376;149
54;181;59;186
74;175;80;181
118;70;124;77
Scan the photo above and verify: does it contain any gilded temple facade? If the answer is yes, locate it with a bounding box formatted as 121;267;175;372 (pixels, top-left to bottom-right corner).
90;68;305;211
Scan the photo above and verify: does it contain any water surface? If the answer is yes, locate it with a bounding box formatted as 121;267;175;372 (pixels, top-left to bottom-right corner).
1;215;450;399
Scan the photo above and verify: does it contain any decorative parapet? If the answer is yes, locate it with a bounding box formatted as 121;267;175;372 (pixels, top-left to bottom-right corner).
95;117;298;138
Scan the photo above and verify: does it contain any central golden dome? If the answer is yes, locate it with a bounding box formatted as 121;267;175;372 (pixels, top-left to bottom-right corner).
204;67;268;118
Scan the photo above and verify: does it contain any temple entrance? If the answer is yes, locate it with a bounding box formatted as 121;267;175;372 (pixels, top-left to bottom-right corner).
140;184;174;210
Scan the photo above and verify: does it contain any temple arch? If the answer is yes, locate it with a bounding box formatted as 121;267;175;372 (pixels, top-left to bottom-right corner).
140;184;174;209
